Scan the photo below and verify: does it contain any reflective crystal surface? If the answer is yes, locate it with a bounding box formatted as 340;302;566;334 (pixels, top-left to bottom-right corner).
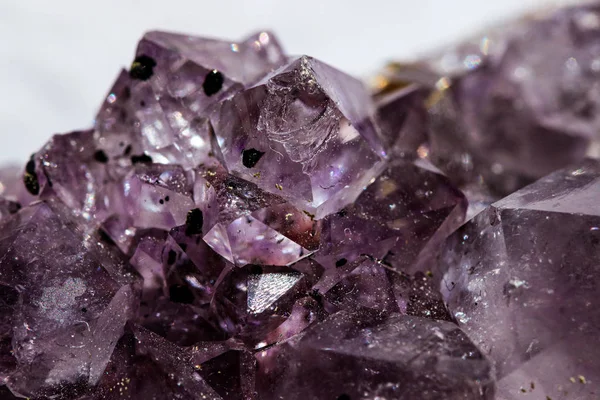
0;202;134;398
317;157;466;273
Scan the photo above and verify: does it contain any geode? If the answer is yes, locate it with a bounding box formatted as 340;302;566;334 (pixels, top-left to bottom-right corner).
1;3;600;399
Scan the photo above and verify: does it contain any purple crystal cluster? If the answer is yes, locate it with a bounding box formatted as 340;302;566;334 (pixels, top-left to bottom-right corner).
1;3;600;399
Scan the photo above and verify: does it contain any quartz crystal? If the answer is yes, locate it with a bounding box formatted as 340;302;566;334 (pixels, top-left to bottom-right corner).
4;3;600;397
210;55;386;218
435;159;600;399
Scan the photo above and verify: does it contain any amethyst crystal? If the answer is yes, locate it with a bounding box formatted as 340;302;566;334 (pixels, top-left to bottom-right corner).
0;201;135;398
435;159;600;399
210;55;386;218
3;3;600;398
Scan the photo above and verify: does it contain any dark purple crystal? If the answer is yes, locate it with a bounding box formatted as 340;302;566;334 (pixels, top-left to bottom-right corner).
255;310;495;399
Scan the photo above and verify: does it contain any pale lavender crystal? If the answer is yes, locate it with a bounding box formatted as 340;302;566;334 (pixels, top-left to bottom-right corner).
139;30;286;87
380;4;600;199
197;166;319;266
435;159;600;399
34;130;125;223
256;310;495;399
95;31;286;170
210;56;385;218
317;257;399;314
123;164;195;230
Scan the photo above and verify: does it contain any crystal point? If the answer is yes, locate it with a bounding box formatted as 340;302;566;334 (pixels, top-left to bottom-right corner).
210;56;385;217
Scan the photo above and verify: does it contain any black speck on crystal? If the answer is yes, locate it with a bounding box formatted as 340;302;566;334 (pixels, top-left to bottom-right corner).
335;258;348;268
202;70;224;96
337;395;351;400
129;55;157;81
169;284;194;304
98;229;116;246
7;202;21;214
167;250;177;265
242;148;265;168
93;150;109;163
185;208;204;236
131;154;153;164
25;156;35;175
23;156;39;195
249;265;263;275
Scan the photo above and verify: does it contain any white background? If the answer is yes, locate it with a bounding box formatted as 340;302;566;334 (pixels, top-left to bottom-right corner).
0;0;565;164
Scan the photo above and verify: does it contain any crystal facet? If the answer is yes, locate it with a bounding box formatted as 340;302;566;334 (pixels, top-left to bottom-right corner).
210;56;386;218
0;202;134;398
256;311;495;399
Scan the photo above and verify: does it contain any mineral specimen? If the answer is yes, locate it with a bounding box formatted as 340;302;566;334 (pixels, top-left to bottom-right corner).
2;2;600;398
0;28;480;399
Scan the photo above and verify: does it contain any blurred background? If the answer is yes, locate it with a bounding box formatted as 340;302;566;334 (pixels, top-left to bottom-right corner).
0;0;569;164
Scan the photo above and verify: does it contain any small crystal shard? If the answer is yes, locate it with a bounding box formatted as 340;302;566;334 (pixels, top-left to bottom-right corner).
317;158;466;273
198;167;319;266
211;260;323;346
